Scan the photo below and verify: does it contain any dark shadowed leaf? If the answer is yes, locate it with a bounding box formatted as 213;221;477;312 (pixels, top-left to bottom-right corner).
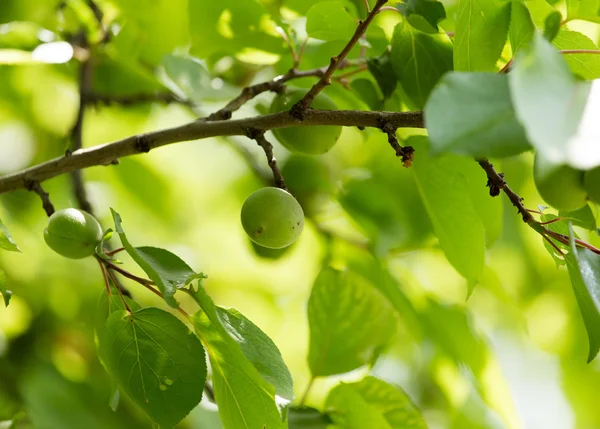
288;407;332;429
425;72;530;157
307;267;397;377
396;0;447;33
367;52;398;100
566;223;600;362
560;205;596;230
543;11;562;42
99;308;207;428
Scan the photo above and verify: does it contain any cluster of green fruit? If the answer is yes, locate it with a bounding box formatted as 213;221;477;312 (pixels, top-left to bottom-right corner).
534;154;600;212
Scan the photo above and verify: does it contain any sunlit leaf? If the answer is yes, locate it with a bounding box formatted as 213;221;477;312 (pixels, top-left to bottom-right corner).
111;208;205;308
326;377;427;429
192;287;286;429
553;30;600;80
566;223;600;362
217;307;294;403
306;1;356;41
99;308;207;427
454;0;511;71
509;1;535;54
566;0;600;23
0;218;20;252
390;21;453;109
410;136;486;284
307;267;397;377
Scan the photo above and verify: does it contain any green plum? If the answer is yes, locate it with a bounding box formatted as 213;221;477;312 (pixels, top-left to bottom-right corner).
44;208;103;259
241;187;304;249
533;154;587;212
249;239;293;260
584;167;600;204
269;88;342;155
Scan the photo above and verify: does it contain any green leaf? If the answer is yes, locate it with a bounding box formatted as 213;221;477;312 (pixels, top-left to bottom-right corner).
288;407;332;429
560;205;597;230
110;208;205;308
112;0;189;65
307;267;397;377
306;1;356;41
367;52;399;100
425;72;531;157
566;0;600;23
95;229;120;264
0;218;20;252
191;287;286;429
509;1;536;54
216;307;294;402
566;224;600;362
540;213;572;265
396;0;447;33
454;0;511;71
410;136;486;284
0;269;11;307
390;21;453;109
553;30;600;80
326;377;427;429
99;307;207;428
543;11;562;41
509;34;595;168
189;0;284;59
351;78;382;110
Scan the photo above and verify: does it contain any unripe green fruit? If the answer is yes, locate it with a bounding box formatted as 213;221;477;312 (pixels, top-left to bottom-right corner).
584;167;600;205
241;187;304;249
533;154;587;212
249;239;292;260
269;89;342;155
44;208;103;259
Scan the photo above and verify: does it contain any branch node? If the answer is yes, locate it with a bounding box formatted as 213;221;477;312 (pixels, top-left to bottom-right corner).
379;120;414;167
135;135;152;153
25;180;55;217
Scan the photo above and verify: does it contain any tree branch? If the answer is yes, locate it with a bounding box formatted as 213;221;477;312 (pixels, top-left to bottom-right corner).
0;110;423;194
292;0;388;116
25;180;55;217
247;129;287;190
477;159;534;223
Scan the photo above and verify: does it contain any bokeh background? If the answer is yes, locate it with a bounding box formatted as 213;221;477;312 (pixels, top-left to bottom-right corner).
2;0;600;428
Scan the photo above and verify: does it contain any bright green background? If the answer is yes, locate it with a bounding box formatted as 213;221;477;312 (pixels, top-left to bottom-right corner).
2;0;600;428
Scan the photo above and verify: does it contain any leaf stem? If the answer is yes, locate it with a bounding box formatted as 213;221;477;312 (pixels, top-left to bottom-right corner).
298;377;316;407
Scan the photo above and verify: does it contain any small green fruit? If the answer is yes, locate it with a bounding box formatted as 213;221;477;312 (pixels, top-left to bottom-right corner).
241;187;304;249
584;167;600;204
249;239;292;260
270;88;342;155
533;154;587;212
44;208;103;259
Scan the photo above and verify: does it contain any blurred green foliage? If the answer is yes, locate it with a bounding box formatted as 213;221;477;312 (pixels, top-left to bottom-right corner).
1;0;600;429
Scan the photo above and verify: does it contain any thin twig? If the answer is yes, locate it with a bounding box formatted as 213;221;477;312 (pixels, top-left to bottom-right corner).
97;257;112;296
363;0;371;13
247;129;287;190
298;377;315;407
380;121;415;167
25;180;55;216
276;26;298;67
104;260;154;286
477;159;534;223
106;247;125;256
0;110;424;194
291;0;388;117
106;266;131;312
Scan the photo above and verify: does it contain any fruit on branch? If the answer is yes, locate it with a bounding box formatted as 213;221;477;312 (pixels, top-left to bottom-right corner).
44;208;103;259
282;155;336;216
269;88;342;155
584;167;600;204
241;187;304;249
533;154;587;212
